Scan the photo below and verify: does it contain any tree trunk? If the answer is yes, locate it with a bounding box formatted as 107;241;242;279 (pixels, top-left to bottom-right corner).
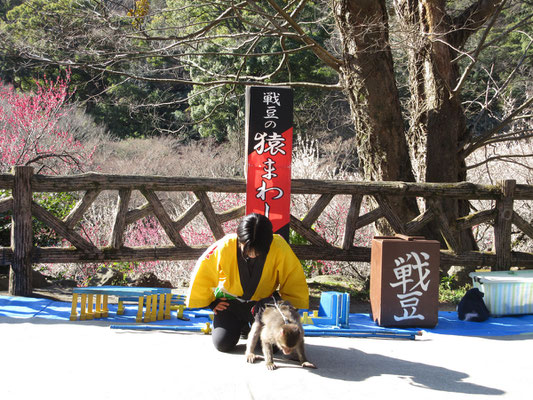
395;0;470;247
332;0;420;232
333;1;501;282
394;0;503;282
404;0;467;184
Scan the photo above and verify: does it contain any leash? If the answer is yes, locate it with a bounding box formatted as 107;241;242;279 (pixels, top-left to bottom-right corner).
272;295;290;325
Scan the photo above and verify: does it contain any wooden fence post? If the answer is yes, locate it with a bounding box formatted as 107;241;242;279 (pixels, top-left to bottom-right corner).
9;166;34;296
493;179;515;271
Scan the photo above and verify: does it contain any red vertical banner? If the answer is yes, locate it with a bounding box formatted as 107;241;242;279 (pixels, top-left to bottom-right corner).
245;86;293;241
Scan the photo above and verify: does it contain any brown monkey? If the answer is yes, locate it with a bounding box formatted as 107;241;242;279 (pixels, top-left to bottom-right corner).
245;300;316;370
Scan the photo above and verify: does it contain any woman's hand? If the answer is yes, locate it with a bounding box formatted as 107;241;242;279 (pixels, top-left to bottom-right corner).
213;298;230;314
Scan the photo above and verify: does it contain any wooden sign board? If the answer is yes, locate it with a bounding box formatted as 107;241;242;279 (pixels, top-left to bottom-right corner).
245;86;293;241
370;235;441;328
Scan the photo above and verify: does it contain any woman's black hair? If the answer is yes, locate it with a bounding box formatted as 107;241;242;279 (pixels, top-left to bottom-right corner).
237;213;273;257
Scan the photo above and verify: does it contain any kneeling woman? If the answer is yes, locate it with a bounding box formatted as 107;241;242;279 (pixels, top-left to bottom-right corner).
186;213;309;352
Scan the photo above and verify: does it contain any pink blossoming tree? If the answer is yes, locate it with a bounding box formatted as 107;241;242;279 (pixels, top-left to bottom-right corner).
0;70;95;174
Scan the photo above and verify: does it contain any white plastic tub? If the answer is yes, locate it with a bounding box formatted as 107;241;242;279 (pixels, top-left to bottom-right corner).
469;270;533;316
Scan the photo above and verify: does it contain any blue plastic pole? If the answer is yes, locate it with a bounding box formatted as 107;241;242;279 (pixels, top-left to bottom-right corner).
110;323;211;334
304;329;422;340
110;324;420;339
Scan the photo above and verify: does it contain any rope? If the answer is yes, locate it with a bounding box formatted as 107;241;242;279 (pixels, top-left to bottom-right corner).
272;295;289;325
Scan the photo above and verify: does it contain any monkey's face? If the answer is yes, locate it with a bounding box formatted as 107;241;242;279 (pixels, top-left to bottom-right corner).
277;324;303;354
280;345;294;355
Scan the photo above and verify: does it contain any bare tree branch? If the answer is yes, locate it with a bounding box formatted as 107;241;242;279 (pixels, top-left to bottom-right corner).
462;96;533;157
467;153;533;170
17;52;341;90
452;0;507;94
259;0;341;71
450;0;506;48
454;11;533;63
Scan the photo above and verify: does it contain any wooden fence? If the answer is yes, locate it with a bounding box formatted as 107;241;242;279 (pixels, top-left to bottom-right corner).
2;166;533;296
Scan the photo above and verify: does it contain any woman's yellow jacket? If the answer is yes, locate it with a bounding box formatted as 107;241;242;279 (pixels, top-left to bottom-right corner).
186;234;309;309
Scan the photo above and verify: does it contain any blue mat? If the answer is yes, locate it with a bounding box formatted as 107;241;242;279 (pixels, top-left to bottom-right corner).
1;295;533;337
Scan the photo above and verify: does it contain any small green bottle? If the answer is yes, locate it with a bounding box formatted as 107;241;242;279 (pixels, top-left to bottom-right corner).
213;287;237;300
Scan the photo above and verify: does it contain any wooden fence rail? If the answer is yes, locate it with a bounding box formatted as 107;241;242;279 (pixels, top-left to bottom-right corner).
2;166;533;296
